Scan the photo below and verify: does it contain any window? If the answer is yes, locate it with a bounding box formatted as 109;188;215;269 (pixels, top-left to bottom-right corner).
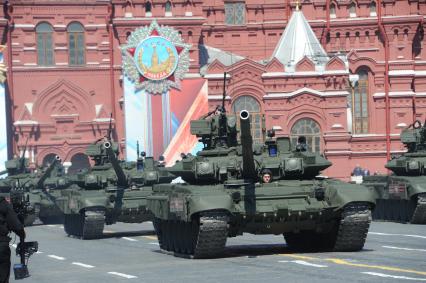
290;118;321;152
165;1;172;16
36;23;54;66
225;2;245;25
145;1;152;14
330;3;336;18
349;70;369;134
67;22;85;66
348;2;356;17
369;1;376;16
232;95;263;144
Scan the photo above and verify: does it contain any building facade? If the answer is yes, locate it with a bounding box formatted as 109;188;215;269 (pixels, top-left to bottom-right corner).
0;0;425;179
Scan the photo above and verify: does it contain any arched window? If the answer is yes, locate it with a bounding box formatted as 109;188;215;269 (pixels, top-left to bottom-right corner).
348;2;356;17
232;95;263;144
68;153;90;174
369;1;376;16
67;22;85;66
36;22;54;66
350;69;369;134
290;118;321;152
145;1;152;14
330;3;336;18
165;1;172;14
124;1;133;17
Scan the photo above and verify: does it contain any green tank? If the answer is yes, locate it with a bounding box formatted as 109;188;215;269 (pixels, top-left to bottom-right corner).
363;120;426;224
147;109;376;258
56;138;175;239
0;148;64;225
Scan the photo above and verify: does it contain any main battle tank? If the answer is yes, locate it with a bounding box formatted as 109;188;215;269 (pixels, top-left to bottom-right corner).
57;138;175;239
147;109;376;258
0;150;64;225
363;120;426;223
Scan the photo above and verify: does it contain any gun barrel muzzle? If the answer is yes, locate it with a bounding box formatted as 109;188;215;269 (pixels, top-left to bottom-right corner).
103;141;111;149
240;110;250;120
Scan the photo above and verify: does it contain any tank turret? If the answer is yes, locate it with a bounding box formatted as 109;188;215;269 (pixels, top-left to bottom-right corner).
386;120;426;175
363;119;426;224
35;156;61;189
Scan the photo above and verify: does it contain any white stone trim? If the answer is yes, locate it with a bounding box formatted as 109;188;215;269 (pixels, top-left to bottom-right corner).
184;73;202;78
204;73;231;79
93;118;115;122
373;91;415;97
86;46;98;50
14;120;38;125
165;12;173;17
396;123;407;128
185;11;193;16
331;124;344;129
23;63;37;66
53;25;67;29
115;16;205;21
85;24;106;28
55;63;68;66
262;70;349;78
272;126;282;131
264;87;349;98
23;47;36;51
208;95;231;100
87;62;100;65
54;47;68;50
14;24;35;28
389;70;415;76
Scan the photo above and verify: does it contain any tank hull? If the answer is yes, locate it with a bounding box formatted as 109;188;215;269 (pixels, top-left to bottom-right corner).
147;179;375;258
57;185;154;239
363;175;426;224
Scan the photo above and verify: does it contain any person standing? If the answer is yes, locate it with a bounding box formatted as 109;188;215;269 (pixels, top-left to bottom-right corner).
0;196;26;283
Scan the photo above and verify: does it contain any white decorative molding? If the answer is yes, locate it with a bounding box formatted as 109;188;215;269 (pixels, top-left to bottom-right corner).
264;87;349;99
262;70;348;78
204;73;232;79
208;95;231;100
331;123;344;129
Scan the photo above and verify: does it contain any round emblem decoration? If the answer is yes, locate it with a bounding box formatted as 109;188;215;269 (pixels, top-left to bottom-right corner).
121;20;191;94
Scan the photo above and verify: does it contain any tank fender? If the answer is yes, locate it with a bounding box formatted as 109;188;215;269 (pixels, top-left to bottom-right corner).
61;195;109;214
407;182;426;199
326;182;376;210
187;194;233;220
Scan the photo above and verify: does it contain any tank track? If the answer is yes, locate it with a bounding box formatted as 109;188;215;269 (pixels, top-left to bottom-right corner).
411;194;426;224
332;203;372;252
153;212;228;258
64;210;105;239
284;203;371;252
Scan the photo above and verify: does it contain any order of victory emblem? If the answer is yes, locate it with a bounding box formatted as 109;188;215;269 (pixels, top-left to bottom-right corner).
121;20;191;94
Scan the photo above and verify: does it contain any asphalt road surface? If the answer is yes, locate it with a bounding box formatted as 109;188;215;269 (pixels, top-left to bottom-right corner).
8;221;426;283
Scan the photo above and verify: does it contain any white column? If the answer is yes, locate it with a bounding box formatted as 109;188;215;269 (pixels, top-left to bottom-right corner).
0;52;7;172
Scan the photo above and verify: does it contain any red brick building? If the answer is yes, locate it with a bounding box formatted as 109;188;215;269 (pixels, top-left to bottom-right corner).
0;0;425;178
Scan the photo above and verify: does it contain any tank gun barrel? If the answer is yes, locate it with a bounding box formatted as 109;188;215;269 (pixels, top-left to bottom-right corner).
0;169;7;176
239;110;257;180
36;155;61;189
103;141;128;187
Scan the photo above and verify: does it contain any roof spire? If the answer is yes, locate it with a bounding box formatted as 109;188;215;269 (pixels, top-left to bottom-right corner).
271;4;329;70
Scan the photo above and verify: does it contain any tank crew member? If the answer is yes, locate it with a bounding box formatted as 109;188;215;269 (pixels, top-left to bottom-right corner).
295;136;308;152
261;169;272;183
0;196;26;283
